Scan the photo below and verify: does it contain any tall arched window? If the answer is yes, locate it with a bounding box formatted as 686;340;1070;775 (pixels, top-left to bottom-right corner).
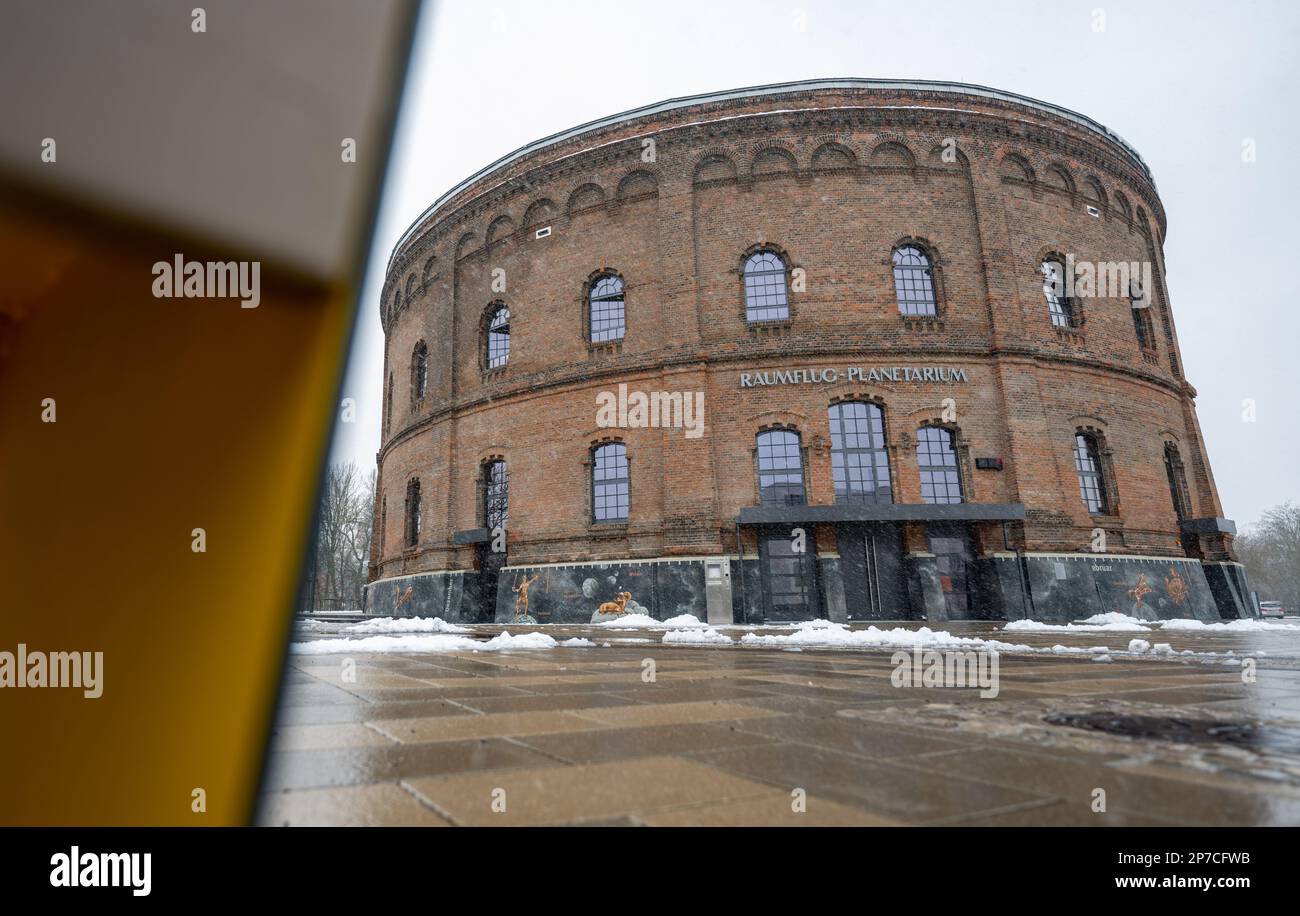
892;245;937;316
1164;442;1191;521
384;371;393;434
404;478;421;547
1041;258;1074;328
591;443;629;522
485;303;510;369
917;426;963;504
1074;433;1109;514
588;273;625;342
756;429;805;506
829;402;892;505
483;459;508;530
743;249;790;323
1131;296;1155;351
411;341;428;403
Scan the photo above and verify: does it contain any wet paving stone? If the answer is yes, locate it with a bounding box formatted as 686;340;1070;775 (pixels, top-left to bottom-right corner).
262;618;1300;825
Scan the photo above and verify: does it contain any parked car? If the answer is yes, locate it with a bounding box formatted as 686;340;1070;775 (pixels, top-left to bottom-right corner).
1259;600;1286;619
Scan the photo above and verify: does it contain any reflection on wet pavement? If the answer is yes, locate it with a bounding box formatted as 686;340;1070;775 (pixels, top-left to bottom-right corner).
259;618;1300;826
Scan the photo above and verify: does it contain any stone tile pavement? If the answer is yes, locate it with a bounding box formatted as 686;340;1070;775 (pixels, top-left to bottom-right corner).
258;619;1300;826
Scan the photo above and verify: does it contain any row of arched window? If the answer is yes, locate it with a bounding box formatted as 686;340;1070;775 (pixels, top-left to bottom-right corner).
395;408;1194;548
399;248;1159;391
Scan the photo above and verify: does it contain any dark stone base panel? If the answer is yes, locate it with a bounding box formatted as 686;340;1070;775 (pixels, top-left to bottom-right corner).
492;560;709;624
366;553;1227;626
1202;561;1257;620
363;571;481;623
994;555;1220;623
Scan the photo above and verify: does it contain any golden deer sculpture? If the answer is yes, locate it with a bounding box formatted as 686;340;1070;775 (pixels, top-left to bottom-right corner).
596;591;632;616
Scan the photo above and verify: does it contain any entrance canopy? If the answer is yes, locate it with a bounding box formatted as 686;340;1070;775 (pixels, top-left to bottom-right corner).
738;503;1025;525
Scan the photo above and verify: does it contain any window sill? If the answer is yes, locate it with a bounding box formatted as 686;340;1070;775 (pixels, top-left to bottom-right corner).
746;319;793;336
1053;326;1085;341
1140;348;1160;366
900;314;945;331
587;340;624;357
480;366;507;381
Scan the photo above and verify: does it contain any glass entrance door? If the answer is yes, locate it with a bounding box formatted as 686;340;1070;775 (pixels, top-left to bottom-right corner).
928;524;973;617
759;528;817;621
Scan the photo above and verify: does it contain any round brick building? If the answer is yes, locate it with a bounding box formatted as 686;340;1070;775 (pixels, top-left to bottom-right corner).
366;78;1252;626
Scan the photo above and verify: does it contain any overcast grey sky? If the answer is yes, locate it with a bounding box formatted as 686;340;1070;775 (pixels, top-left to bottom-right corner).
331;0;1299;531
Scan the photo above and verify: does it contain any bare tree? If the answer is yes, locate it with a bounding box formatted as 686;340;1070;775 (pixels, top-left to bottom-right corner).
307;462;375;611
1235;502;1300;609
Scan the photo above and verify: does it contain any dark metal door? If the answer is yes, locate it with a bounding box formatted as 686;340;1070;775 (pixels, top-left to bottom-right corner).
848;524;906;620
476;543;506;622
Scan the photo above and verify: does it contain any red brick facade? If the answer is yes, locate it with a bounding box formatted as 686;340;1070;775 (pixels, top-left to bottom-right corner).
370;80;1234;585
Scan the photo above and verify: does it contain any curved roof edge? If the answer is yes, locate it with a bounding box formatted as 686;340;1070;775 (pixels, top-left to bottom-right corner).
387;78;1155;274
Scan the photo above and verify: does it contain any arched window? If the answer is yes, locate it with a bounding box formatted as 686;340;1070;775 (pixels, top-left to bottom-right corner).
404;478;421;547
1074;433;1109;514
892;245;937;316
482;459;508;530
829;402;892;505
591;443;629;522
411;341;428;403
485;303;510;369
756;429;805;506
1041;258;1074;328
743;249;790;323
588;273;625;342
917;426;963;504
1131;295;1155;351
1164;442;1191;521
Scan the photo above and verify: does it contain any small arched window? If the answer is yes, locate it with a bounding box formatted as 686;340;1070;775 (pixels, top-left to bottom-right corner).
592;443;629;522
829;401;892;505
485;304;510;369
1074;433;1109;514
588;274;625;343
743;249;790;323
892;245;937;317
1041;258;1074;328
483;459;508;530
412;341;428;403
755;429;805;506
404;478;421;548
917;426;963;504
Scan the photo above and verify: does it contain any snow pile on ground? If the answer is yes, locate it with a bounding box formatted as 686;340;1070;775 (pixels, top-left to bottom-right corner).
1126;638;1185;656
1004;612;1150;633
594;612;710;629
290;630;556;654
739;620;1034;653
560;637;596;647
661;613;709;628
662;627;732;645
594;613;662;628
344;616;471;635
1157;617;1299;632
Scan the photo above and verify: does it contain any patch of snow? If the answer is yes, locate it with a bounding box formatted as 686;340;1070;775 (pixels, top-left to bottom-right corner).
289;629;556;655
1004;612;1149;633
344;616;471;635
594;613;662;628
1157;617;1300;632
560;637;596;647
662;627;732;645
660;613;708;628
